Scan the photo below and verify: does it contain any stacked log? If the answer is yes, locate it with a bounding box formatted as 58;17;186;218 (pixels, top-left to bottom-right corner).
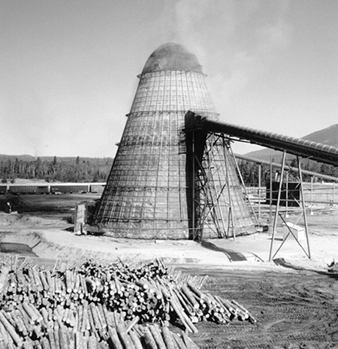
0;258;256;348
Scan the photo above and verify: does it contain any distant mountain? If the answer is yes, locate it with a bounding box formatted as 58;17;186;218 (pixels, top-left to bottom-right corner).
0;155;113;163
38;156;113;163
303;124;338;146
0;154;35;162
245;124;338;161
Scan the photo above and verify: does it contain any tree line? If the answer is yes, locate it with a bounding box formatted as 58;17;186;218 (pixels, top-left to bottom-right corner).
1;155;337;186
238;158;338;186
0;156;114;183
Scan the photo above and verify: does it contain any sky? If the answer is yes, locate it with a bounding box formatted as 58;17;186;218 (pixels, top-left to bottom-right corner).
1;0;338;158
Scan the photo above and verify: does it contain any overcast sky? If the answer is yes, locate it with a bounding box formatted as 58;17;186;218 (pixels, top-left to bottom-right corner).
1;0;337;158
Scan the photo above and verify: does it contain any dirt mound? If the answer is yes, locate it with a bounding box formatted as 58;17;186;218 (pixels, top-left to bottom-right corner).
0;212;63;227
0;229;235;265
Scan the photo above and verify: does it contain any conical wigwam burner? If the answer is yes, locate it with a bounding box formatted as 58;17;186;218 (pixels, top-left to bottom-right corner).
93;43;256;239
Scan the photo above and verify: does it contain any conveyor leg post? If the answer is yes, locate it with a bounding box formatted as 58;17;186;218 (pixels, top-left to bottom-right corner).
298;156;311;259
269;151;286;261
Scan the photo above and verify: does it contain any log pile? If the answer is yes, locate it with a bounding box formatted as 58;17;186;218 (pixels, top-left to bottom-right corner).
0;257;256;348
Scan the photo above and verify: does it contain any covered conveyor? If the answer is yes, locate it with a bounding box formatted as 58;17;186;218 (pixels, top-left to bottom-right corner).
185;112;338;167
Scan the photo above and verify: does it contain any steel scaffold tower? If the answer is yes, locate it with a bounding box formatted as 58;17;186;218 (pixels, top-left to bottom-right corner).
184;113;257;241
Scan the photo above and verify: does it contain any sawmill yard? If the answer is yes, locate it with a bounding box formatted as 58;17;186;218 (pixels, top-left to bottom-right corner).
1;194;338;348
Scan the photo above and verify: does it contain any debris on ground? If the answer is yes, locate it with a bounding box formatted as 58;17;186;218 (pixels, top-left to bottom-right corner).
327;259;338;273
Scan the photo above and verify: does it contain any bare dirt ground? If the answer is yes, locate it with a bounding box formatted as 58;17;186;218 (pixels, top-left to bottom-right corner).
186;266;338;348
1;193;338;348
